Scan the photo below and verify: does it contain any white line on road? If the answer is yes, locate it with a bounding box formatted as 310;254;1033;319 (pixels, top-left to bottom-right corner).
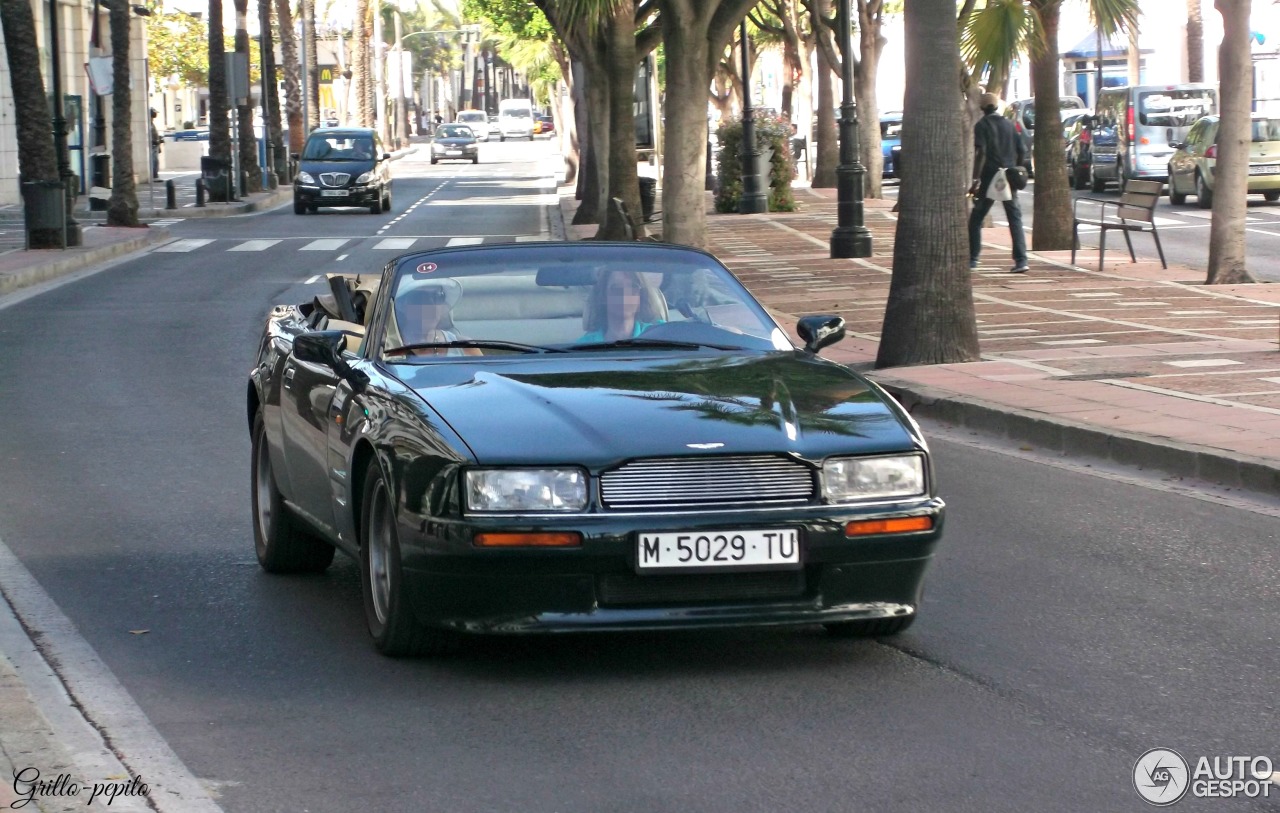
373;238;416;250
304;274;322;284
0;536;225;812
446;237;484;246
300;239;348;251
153;239;214;253
336;254;348;261
228;239;281;252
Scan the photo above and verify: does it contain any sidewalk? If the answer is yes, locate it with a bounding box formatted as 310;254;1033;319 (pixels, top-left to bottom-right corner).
558;184;1280;495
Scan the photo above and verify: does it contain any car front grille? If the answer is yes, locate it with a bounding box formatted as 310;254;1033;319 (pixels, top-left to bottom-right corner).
599;455;815;509
319;173;350;187
597;570;806;606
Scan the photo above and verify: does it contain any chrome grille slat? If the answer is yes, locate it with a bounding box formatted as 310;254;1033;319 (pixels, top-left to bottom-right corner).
600;455;815;509
319;172;350;187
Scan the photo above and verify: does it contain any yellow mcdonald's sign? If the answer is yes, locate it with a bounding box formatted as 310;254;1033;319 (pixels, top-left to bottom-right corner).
319;66;335;85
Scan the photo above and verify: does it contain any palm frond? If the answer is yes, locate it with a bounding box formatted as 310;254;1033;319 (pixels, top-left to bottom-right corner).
959;0;1036;86
556;0;630;38
1088;0;1140;38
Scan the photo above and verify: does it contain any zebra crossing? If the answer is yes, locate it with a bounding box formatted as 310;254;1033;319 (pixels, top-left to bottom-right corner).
152;234;546;254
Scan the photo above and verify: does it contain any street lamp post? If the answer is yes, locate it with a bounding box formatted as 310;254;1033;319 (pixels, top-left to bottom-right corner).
47;0;83;245
830;0;871;258
737;20;767;214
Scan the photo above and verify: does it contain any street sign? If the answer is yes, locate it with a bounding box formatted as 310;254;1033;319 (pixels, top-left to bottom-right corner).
225;53;250;105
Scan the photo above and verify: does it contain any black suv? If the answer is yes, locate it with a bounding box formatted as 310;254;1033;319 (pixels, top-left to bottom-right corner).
293;127;393;214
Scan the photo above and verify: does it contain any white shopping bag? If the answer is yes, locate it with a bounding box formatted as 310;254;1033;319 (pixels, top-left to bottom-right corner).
985;170;1012;201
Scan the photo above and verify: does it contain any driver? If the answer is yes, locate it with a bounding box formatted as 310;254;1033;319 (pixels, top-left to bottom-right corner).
579;269;666;343
393;280;480;357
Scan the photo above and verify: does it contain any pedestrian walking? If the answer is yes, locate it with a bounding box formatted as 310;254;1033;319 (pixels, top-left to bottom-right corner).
968;92;1029;273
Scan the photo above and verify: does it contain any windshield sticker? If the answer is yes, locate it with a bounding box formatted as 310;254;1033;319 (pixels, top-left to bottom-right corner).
416;262;438;274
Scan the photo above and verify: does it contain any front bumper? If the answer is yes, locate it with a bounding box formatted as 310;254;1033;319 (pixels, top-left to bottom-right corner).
431;149;479;161
295;185;380;205
399;499;944;634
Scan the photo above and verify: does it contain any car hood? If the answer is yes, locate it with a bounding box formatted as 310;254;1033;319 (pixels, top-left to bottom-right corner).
392;353;918;466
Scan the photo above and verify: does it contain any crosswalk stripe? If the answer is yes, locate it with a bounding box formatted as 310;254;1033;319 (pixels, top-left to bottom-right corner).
154;238;215;253
515;235;544;242
446;237;484;246
300;239;349;251
373;238;417;250
228;239;282;251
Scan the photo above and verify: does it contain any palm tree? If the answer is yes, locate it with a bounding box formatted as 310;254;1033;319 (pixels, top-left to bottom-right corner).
1187;0;1203;82
208;0;232;200
107;0;139;225
303;0;320;132
353;0;371;126
0;0;62;246
875;0;979;368
234;0;262;192
1207;0;1255;284
274;0;303;152
259;0;285;185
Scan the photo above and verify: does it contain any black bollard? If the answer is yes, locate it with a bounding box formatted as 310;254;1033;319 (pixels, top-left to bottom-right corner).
165;179;177;210
195;178;206;207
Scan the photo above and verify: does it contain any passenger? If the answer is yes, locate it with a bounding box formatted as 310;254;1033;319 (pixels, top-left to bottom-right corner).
579;269;666;342
352;139;373;159
394;280;480;356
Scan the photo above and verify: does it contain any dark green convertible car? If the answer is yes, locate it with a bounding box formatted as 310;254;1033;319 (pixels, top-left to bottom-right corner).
248;243;945;656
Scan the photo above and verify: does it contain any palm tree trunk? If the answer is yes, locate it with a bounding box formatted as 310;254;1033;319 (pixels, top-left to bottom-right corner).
303;0;320;131
658;1;714;248
208;0;231;199
855;0;885;198
234;0;262;193
876;0;979;368
1207;0;1255;284
1187;0;1204;82
812;35;838;187
354;0;371;126
597;0;643;240
107;0;138;226
1029;0;1072;250
573;52;610;226
260;0;284;185
274;0;302;153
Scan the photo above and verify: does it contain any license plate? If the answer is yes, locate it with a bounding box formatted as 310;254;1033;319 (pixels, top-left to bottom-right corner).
1095;154;1117;163
321;189;347;197
1249;164;1280;175
446;150;462;155
636;529;800;573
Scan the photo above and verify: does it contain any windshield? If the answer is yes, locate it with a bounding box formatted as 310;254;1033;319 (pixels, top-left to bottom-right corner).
1252;118;1280;142
436;125;473;139
381;245;791;360
1138;90;1216;127
458;113;485;123
302;135;375;161
502;109;532;119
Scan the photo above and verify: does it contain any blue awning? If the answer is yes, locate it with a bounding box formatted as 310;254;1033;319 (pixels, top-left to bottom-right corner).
1063;29;1151;59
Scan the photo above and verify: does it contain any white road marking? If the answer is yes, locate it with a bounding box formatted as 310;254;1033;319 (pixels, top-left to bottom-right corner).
978;328;1040;335
446;237;484;246
336;254;348;261
300;239;348;251
1164;358;1244;368
1167;310;1225;315
228;239;281;251
304;274;322;284
1068;292;1122;298
154;238;214;253
1037;338;1107;345
373;238;416;250
516;235;544;242
0;537;225;812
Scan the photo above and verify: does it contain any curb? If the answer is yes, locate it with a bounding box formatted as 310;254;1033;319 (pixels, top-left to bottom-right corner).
0;227;172;298
874;378;1280;495
547;187;568;241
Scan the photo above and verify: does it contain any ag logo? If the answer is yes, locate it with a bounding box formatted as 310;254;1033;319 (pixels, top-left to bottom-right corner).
1134;748;1190;806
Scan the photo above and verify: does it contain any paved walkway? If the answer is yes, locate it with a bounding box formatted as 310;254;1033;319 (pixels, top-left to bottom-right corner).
560;185;1280;493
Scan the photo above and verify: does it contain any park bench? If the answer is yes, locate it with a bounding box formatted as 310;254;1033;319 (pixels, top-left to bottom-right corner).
1071;179;1167;269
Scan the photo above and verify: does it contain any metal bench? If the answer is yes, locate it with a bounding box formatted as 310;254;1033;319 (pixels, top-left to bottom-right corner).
1071;179;1167;269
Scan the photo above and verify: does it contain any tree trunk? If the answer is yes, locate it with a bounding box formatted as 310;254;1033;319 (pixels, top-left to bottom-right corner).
552;46;578;186
597;0;643;240
235;0;262;193
274;0;303;152
876;0;979;368
574;52;610;227
855;0;885;198
0;0;57;184
1029;0;1072;250
260;0;285;185
353;0;371;126
1207;0;1255;284
107;0;138;226
303;0;320;131
1186;0;1204;82
208;0;232;197
812;29;838;187
658;2;712;248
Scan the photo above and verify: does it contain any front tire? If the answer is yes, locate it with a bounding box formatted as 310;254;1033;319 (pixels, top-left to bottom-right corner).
824;614;916;639
1196;172;1214;208
360;459;456;657
251;410;335;574
370;194;383;215
1168;166;1188;205
1264;191;1280;202
293;199;306;215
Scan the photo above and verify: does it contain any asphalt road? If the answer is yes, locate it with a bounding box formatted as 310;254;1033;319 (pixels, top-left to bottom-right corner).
0;139;1277;812
883;176;1280;282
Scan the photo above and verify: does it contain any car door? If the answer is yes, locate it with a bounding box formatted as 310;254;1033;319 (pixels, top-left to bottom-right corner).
279;348;341;533
1170;120;1204;193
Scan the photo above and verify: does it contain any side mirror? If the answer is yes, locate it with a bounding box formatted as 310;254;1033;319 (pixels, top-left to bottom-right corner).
796;315;846;354
1169;141;1184;150
296;331;371;391
382;153;392;161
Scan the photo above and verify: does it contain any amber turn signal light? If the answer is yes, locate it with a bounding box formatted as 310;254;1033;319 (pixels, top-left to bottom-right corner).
844;516;934;537
474;532;582;548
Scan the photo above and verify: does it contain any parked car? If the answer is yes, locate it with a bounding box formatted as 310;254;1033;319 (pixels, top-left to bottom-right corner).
487;115;503;140
1167;114;1280;207
1063;110;1095;190
248;242;945;656
1004;95;1086;175
1088;83;1217;191
536;115;555;135
292;127;393;215
429;124;480;165
881;111;902;179
455;110;489;141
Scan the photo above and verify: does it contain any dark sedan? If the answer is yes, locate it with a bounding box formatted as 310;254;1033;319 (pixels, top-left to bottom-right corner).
430;124;480;164
293;127;393;215
248;243;945;656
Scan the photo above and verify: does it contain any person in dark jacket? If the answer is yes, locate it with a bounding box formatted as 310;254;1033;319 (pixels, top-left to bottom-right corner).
969;92;1029;273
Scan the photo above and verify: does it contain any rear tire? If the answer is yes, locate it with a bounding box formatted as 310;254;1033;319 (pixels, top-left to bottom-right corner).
251;411;335;574
824;614;916;639
1089;164;1106;193
1196;172;1214;208
472;156;479;164
1169;167;1188;205
1265;191;1280;202
360;459;457;657
370;194;383;215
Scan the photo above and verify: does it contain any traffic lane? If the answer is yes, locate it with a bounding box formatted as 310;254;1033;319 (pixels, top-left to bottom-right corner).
1;251;1277;810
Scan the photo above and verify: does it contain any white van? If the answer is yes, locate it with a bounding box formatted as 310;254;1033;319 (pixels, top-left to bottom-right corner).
1089;83;1217;190
498;99;535;141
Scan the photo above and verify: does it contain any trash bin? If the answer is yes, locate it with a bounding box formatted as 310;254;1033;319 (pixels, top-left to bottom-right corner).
201;156;231;202
90;154;110;211
637;176;657;222
22;180;67;250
